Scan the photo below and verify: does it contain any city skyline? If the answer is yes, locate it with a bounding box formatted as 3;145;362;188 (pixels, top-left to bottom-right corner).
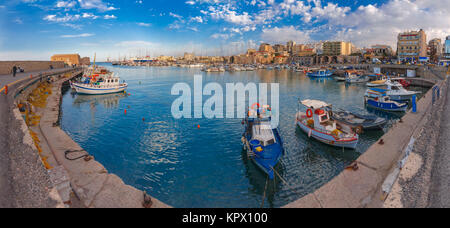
1;0;450;61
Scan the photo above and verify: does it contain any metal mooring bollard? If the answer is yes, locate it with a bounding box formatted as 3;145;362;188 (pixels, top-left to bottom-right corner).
143;192;153;208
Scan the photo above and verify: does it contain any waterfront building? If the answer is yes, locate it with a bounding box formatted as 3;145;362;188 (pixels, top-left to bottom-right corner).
247;49;257;55
372;45;394;58
183;52;195;62
255;51;273;64
445;36;450;57
259;43;274;54
273;44;286;53
396;29;427;62
295;47;315;57
428;38;443;62
287;41;296;54
291;56;315;65
157;55;176;62
274;55;289;64
440;36;450;66
80;57;90;66
323;41;353;56
51;54;81;66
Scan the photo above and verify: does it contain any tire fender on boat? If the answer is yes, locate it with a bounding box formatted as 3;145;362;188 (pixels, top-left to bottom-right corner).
354;126;363;135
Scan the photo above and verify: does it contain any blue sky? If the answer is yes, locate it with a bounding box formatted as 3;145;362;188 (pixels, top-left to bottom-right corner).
0;0;449;61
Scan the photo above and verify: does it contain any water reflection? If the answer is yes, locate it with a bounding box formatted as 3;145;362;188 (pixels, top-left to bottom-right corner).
73;93;126;109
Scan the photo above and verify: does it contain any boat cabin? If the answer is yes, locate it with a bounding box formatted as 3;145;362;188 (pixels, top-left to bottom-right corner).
316;69;329;75
312;108;337;133
301;100;338;133
345;70;358;76
251;123;276;147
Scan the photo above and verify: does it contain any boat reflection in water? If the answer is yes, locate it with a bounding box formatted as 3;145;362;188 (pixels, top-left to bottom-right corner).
309;77;334;84
240;149;285;208
73;93;127;109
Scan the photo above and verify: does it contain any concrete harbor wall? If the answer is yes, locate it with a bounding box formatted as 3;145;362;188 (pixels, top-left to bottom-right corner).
2;69;170;208
0;69;80;207
0;61;65;75
284;75;448;208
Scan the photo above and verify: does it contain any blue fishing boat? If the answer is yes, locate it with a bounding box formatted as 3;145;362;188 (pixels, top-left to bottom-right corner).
307;69;333;78
364;88;408;112
242;105;284;179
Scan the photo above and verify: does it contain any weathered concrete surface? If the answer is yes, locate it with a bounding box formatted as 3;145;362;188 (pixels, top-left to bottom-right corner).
0;69;75;208
36;77;170;208
0;86;14;207
429;78;450;208
284;77;446;208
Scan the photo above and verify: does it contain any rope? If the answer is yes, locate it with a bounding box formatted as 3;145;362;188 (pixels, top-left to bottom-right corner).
260;176;269;208
64;149;91;161
270;166;288;185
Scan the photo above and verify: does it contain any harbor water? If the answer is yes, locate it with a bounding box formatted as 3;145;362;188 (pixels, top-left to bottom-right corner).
60;63;427;208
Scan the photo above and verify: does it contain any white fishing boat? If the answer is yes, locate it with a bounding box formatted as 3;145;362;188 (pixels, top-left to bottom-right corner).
296;100;359;149
71;66;128;95
384;80;421;101
345;70;369;84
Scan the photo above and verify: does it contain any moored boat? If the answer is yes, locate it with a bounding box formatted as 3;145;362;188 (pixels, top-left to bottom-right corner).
72;66;128;95
345;70;369;84
307;69;333;78
366;74;388;87
242;105;284;179
364;89;408;112
295;100;359;149
330;109;387;131
384;79;421;101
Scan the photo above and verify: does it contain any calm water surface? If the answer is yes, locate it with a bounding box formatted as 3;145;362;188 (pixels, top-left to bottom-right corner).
61;63;425;208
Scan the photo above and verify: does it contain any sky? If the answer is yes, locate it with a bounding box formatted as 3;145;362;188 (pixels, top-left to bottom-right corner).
0;0;450;61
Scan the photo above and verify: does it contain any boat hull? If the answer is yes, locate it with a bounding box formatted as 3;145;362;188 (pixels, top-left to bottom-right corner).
243;128;284;180
296;120;358;149
307;72;333;78
388;94;415;101
367;82;386;87
366;99;408;112
73;83;127;95
331;112;387;130
334;77;346;82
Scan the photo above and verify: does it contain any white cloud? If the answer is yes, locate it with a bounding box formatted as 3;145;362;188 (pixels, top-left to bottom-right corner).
61;33;95;38
211;33;233;40
82;13;99;19
190;16;204;23
137;22;151;27
56;1;77;8
78;0;118;12
104;14;117;19
261;26;310;43
327;0;450;47
43;14;80;22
